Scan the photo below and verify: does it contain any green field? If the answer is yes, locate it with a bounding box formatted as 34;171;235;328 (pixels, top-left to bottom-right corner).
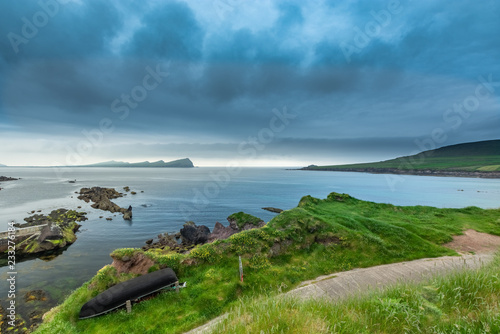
306;139;500;172
34;193;500;334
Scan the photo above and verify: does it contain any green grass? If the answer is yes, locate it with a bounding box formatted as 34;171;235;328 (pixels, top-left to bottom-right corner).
307;139;500;172
33;193;500;334
227;212;263;229
211;252;500;334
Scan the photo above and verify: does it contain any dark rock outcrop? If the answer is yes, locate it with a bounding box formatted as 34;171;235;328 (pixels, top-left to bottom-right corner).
142;232;181;252
209;213;265;242
180;222;210;246
0;176;18;181
123;206;133;220
142;213;266;253
262;207;283;213
78;187;132;219
208;222;235;242
0;176;18;191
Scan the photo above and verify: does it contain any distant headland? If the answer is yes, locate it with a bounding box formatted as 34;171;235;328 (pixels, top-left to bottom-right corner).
78;158;194;168
301;139;500;178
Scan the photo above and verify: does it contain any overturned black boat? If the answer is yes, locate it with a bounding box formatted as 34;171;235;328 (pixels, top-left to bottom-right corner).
79;268;178;319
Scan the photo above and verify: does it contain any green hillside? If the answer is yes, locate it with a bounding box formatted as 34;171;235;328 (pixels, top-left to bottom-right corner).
34;193;500;334
304;139;500;173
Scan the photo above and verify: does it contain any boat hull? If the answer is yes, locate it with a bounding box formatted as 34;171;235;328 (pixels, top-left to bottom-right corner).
79;268;178;319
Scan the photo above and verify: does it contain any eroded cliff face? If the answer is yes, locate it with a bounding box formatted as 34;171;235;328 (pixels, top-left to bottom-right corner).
111;252;155;275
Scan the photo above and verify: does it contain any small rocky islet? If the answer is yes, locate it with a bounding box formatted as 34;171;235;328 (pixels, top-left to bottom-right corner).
78;187;133;220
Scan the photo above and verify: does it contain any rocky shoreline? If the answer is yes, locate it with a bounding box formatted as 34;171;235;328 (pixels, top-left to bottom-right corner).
300;167;500;178
140;212;266;254
0;185;138;332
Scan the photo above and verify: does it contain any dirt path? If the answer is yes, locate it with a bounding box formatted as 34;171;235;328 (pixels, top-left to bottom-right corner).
443;229;500;254
185;230;499;334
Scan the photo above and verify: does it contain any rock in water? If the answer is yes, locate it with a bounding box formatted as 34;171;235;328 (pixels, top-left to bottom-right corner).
262;207;283;213
24;290;48;302
0;176;18;181
78;187;132;219
123;205;133;220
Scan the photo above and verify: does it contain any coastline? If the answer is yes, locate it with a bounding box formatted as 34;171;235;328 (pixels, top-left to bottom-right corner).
299;167;500;179
32;192;500;334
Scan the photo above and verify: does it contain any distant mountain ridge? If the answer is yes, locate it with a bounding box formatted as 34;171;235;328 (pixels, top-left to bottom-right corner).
302;139;500;178
83;158;194;168
0;163;6;167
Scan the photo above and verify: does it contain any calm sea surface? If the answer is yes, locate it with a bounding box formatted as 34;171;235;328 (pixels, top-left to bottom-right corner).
0;167;499;316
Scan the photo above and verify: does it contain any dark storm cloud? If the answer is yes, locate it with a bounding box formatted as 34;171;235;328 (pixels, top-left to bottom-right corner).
124;1;203;61
0;0;123;63
316;0;500;78
0;0;499;166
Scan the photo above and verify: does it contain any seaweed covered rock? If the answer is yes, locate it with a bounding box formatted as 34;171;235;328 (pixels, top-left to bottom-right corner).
4;209;87;256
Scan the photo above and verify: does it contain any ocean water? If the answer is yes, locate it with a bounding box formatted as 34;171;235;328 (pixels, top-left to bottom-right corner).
0;167;499;318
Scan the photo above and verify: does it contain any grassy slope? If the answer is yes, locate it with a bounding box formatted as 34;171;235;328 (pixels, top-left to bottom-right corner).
34;193;500;334
212;252;500;333
308;139;500;172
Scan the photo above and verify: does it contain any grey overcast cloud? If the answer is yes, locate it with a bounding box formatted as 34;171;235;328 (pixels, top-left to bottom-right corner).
0;0;499;166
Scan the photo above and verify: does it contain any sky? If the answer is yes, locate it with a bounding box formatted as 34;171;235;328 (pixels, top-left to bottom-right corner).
0;0;499;167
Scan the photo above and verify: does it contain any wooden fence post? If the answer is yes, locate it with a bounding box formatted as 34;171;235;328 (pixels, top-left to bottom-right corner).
126;300;132;313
